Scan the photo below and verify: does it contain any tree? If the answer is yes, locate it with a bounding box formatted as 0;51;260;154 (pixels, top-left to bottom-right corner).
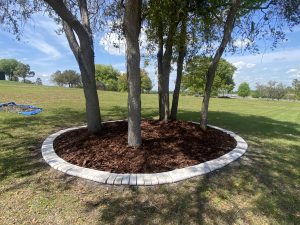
13;62;35;82
124;0;142;146
141;69;153;93
117;73;128;92
198;0;300;130
42;0;102;134
95;64;120;91
292;79;300;100
273;83;287;100
35;77;43;85
238;82;250;98
170;8;188;120
63;70;81;88
146;0;185;121
117;70;153;93
200;0;240;130
51;70;65;86
0;58;19;81
51;70;81;87
181;57;236;96
256;81;287;100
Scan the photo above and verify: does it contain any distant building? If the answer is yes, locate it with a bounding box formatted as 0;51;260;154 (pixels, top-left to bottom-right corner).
0;72;5;80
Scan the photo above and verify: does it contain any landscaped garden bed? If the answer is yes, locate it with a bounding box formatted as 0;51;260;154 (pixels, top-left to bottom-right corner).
53;120;237;173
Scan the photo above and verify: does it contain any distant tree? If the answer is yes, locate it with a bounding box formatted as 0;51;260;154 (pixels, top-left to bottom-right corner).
95;64;120;91
272;82;287;100
292;79;300;99
141;69;153;93
35;77;43;85
117;69;152;93
182;57;236;96
13;62;35;82
63;70;81;88
118;73;128;92
0;58;19;81
51;70;81;87
256;81;287;100
238;82;250;98
251;90;260;98
51;70;65;86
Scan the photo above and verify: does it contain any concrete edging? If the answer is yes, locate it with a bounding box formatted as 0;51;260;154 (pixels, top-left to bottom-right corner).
41;121;248;186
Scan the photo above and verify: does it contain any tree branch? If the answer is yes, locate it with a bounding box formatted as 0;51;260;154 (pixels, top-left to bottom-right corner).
63;21;80;62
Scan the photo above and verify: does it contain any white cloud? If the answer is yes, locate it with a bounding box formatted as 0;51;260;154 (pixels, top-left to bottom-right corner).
227;48;300;65
286;68;300;78
286;68;298;74
233;39;252;48
99;28;148;56
27;39;62;59
233;61;256;70
100;32;126;56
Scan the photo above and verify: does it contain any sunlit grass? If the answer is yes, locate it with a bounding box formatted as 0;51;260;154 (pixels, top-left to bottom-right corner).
0;80;299;224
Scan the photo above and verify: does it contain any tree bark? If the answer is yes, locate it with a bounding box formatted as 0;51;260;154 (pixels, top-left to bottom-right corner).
157;27;164;121
124;0;142;146
157;14;180;122
44;0;102;134
200;0;240;130
170;17;187;120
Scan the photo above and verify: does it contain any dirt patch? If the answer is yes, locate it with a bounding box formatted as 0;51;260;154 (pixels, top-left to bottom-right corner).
54;120;236;173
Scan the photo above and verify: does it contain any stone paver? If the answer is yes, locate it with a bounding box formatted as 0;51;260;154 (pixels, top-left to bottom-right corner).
41;122;248;186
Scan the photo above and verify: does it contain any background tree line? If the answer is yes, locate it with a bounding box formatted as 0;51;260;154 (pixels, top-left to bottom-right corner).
0;58;35;83
237;80;300;100
253;80;300;100
0;58;43;85
51;64;153;93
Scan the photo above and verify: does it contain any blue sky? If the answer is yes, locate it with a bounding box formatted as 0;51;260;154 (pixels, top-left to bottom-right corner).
0;15;300;90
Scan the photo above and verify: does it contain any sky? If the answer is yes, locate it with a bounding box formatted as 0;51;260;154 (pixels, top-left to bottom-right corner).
0;14;300;90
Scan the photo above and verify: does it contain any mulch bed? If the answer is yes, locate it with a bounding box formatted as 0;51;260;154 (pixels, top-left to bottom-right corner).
54;120;236;173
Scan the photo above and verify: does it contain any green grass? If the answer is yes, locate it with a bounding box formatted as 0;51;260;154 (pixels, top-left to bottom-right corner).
0;80;299;225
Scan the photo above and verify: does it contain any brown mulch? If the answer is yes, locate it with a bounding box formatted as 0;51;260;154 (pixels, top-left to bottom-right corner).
54;120;236;173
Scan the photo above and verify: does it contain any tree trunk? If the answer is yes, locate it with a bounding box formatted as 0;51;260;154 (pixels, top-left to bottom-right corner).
44;0;102;134
157;19;179;122
124;0;142;146
78;50;102;134
170;17;187;120
200;0;240;130
157;30;164;121
170;50;185;120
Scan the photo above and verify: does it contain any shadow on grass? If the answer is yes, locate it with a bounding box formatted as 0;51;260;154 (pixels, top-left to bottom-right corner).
1;106;299;224
0;108;86;182
88;107;300;224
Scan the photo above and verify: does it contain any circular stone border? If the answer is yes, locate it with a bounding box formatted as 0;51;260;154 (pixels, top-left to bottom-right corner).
41;121;248;186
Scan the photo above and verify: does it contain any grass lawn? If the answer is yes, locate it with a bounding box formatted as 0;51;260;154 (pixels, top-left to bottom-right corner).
0;80;299;225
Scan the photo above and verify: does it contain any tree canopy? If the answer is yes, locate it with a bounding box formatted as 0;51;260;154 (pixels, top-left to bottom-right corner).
0;58;34;82
292;79;300;100
95;64;120;91
51;70;81;88
182;57;236;96
238;82;251;97
255;81;287;100
118;69;153;93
